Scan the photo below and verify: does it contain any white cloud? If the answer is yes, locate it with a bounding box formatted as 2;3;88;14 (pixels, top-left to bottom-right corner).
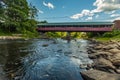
110;14;120;17
70;0;120;21
114;17;120;20
70;14;83;19
105;11;116;14
109;16;120;21
43;1;54;9
86;17;93;21
38;9;44;14
70;9;94;19
82;10;94;16
93;0;120;13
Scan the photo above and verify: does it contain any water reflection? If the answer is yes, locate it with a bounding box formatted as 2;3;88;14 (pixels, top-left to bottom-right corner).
0;40;30;79
18;56;83;80
0;39;92;80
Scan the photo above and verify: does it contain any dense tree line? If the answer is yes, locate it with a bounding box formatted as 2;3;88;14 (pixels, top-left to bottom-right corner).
0;0;38;36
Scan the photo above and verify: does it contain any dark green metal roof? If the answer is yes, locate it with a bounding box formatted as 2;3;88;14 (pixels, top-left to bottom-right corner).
38;22;114;26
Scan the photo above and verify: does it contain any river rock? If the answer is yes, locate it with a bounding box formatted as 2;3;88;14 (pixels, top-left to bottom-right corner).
86;40;120;79
108;48;120;54
109;53;120;67
94;44;103;50
93;58;116;73
42;44;49;47
81;70;120;80
102;44;117;50
112;60;120;67
115;69;120;74
89;51;112;59
116;42;120;48
87;49;97;54
57;49;62;53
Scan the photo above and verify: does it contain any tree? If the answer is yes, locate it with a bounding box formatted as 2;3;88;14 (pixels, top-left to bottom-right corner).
0;1;5;23
3;0;30;32
0;0;38;35
29;3;38;19
39;20;47;23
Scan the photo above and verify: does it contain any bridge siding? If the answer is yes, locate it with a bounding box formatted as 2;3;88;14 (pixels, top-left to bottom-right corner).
37;27;112;32
37;22;114;32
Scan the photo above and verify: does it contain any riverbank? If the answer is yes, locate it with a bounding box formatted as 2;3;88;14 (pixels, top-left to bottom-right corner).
0;33;40;40
0;36;22;40
81;40;120;80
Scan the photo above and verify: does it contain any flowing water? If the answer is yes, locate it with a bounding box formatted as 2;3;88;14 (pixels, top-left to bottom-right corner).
0;39;93;80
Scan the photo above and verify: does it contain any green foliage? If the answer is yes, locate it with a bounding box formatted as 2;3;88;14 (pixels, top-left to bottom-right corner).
45;32;86;39
87;32;105;38
46;32;66;38
39;20;47;23
87;30;120;42
103;30;120;37
71;32;87;38
0;1;6;23
29;3;38;19
0;0;39;38
87;32;96;38
20;19;37;32
22;30;39;38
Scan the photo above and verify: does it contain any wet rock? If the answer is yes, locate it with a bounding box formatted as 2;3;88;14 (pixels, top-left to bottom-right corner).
70;55;79;58
87;49;97;54
52;41;57;44
42;44;49;47
57;49;62;53
86;64;93;70
64;52;72;55
81;70;120;80
89;54;97;59
80;64;87;69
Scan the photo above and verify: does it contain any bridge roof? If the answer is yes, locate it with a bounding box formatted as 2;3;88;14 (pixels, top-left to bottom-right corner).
38;22;114;26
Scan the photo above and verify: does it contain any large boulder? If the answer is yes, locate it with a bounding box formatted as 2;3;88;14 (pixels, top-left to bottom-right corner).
108;48;120;54
109;53;120;67
89;51;112;59
81;70;120;80
93;58;116;72
94;44;103;50
116;42;120;48
102;44;118;50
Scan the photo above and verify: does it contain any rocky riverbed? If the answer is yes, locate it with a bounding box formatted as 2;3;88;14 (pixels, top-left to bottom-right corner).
81;40;120;80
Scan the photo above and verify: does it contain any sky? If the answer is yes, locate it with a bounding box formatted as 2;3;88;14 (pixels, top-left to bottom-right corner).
27;0;120;22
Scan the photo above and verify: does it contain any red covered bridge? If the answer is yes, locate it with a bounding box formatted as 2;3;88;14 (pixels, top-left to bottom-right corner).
37;22;114;32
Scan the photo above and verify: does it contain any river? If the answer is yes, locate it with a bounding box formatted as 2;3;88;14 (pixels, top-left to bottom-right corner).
0;39;93;80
